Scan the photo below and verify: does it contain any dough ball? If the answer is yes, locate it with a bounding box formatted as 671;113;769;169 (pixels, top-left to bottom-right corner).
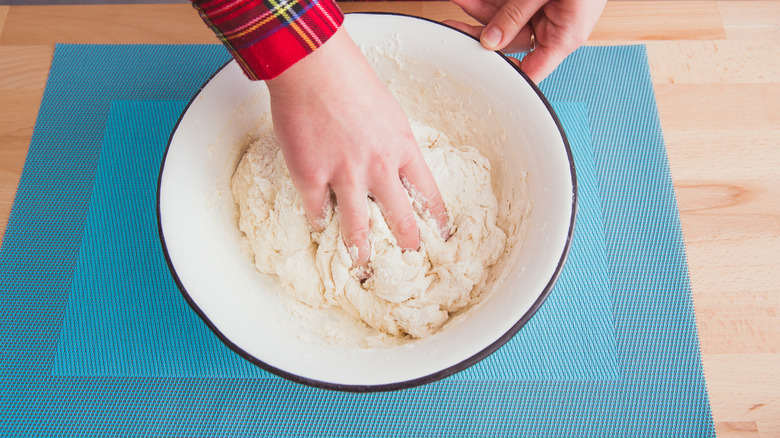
231;121;506;338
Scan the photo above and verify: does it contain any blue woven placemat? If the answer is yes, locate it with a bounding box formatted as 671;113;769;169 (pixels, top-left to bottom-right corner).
0;43;714;436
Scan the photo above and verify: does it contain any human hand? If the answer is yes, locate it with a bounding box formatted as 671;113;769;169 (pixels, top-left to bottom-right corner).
444;0;606;83
265;27;449;267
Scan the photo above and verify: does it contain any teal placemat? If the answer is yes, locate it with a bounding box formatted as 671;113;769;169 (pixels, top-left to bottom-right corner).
0;43;714;436
50;99;618;382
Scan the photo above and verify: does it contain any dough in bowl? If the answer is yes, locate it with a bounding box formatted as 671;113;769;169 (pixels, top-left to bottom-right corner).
231;120;507;338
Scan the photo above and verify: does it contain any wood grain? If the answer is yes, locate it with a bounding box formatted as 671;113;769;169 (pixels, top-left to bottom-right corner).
0;4;217;45
663;130;780;180
0;46;53;89
647;41;780;84
339;1;424;15
420;1;481;25
704;354;780;422
0;6;8;35
764;85;780;125
716;422;761;438
690;236;780;353
0;136;28;240
758;423;780;438
655;84;773;130
719;1;780;40
591;1;726;40
0;89;43;138
649;10;780;428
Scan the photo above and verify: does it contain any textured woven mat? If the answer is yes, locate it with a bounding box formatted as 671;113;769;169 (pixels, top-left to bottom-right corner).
0;43;714;436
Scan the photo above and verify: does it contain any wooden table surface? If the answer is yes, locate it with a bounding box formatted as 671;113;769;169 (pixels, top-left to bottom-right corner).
1;1;778;436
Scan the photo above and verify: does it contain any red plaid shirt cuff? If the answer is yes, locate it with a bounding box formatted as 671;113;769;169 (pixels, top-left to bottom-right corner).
192;0;344;80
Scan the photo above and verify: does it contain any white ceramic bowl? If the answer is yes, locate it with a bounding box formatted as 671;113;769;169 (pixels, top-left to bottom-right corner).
158;13;576;391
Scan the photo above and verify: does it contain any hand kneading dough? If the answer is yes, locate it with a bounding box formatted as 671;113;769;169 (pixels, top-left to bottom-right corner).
231;121;507;338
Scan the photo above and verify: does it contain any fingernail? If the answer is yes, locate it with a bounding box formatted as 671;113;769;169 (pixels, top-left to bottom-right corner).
481;26;502;50
347;244;361;264
347;240;371;266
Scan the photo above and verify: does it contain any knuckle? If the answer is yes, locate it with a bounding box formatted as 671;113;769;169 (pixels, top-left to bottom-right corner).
395;212;419;239
501;4;527;27
294;163;330;188
345;223;370;245
424;188;444;210
400;129;417;146
332;164;365;187
371;151;398;176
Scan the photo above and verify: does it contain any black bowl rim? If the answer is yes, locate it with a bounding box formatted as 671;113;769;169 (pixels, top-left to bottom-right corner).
156;12;578;393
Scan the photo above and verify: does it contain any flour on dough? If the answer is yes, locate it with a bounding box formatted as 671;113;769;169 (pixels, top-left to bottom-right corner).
230;121;507;338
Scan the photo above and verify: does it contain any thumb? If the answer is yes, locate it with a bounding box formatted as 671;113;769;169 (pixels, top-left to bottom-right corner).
480;0;544;51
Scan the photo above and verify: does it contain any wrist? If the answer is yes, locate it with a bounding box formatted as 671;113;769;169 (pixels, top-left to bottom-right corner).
266;27;369;97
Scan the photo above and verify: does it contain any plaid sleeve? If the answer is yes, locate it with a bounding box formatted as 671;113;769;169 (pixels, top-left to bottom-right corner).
191;0;344;80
